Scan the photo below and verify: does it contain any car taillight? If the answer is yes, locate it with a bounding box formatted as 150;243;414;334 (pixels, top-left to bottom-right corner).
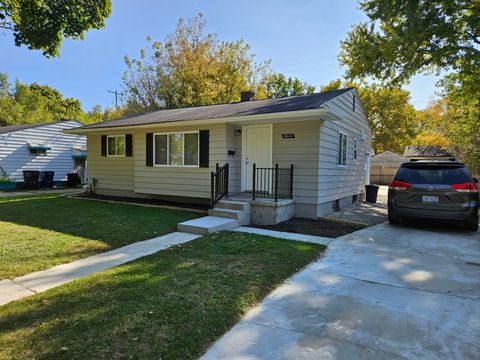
450;182;478;193
389;180;412;190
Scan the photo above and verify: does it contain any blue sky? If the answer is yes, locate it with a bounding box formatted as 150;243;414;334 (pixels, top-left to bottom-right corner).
0;0;440;111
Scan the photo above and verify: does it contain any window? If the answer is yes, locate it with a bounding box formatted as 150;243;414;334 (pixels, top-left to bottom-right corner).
337;132;348;166
154;132;199;166
107;135;126;156
353;138;358;160
396;165;471;185
29;148;47;156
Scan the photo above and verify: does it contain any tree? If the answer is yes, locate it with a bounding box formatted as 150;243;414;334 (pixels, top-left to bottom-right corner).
123;14;271;113
413;99;451;147
440;75;480;173
0;0;111;57
321;80;418;154
340;0;480;85
0;74;111;126
340;1;480;169
122;14;314;113
265;73;315;98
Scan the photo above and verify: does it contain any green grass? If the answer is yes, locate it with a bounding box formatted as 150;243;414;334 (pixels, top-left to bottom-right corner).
0;231;325;360
0;194;199;279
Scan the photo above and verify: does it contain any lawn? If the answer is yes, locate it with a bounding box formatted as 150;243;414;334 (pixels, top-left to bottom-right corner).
0;231;325;360
0;194;199;279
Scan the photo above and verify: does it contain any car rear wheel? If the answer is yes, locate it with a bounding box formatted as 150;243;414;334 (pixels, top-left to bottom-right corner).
465;218;479;232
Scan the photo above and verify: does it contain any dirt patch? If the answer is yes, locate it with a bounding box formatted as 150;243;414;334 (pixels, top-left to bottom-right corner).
73;193;209;211
252;217;367;238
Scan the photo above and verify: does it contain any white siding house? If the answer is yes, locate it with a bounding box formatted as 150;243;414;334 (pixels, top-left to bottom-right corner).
67;88;372;219
0;120;86;183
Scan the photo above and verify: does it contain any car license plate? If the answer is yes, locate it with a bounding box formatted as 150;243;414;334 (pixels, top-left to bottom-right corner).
422;195;438;203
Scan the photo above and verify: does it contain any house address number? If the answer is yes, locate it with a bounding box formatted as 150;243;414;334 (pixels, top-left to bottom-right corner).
282;133;295;139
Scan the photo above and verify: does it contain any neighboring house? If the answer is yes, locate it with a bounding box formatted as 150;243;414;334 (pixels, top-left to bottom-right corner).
66;88;372;219
370;151;408;185
0;120;87;183
403;145;453;160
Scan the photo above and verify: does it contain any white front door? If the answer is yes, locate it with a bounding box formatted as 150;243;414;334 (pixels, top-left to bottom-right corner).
243;124;272;191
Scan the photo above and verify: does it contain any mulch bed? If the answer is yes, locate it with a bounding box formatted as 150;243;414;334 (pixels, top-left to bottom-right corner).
252;217;367;238
73;193;209;211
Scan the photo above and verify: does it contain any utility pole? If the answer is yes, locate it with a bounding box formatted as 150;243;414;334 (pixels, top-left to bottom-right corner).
108;90;123;109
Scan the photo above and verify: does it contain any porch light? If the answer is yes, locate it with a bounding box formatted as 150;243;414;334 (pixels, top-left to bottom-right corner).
235;129;241;136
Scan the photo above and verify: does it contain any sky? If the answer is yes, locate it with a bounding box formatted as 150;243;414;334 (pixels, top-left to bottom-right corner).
0;0;440;111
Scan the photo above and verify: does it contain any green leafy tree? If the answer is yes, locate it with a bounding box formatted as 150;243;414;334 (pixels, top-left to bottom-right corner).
0;79;54;126
440;75;480;173
0;0;111;57
0;74;110;126
340;0;480;85
321;80;418;154
28;83;83;120
123;14;271;112
413;98;451;148
265;73;315;98
340;0;480;169
122;14;313;113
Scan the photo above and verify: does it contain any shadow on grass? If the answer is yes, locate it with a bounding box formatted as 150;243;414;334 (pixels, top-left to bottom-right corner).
0;232;325;360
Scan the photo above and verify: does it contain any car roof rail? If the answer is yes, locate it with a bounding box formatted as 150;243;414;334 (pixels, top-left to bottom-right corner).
409;159;418;162
448;157;456;161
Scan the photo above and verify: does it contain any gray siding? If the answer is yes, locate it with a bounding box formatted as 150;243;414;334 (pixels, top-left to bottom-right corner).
84;89;372;217
318;89;372;215
272;120;320;211
87;132;135;192
133;124;227;198
226;123;242;194
0;121;85;182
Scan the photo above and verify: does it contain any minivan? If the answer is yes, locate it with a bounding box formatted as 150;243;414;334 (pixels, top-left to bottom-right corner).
388;160;479;231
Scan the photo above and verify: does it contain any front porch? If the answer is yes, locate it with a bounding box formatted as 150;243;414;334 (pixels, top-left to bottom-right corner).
209;162;295;226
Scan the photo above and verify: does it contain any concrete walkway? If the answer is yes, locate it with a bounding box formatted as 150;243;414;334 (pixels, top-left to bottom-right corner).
234;226;332;246
0;232;200;306
202;223;480;359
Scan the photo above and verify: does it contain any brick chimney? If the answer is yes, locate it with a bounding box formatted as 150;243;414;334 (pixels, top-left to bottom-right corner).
240;91;255;102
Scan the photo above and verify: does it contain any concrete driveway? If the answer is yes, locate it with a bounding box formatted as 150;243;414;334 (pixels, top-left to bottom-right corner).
202;223;480;359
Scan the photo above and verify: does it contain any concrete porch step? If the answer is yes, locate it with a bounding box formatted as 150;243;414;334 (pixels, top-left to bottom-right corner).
177;216;239;235
215;200;250;211
209;208;242;220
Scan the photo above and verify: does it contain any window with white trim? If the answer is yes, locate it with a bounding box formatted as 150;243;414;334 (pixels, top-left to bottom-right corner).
337;132;348;166
107;135;126;156
353;138;358;160
154;132;199;166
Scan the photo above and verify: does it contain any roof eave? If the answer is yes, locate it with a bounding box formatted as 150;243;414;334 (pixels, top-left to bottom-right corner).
64;108;341;135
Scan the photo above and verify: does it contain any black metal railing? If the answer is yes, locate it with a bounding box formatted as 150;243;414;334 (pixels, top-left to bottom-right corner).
211;163;229;207
252;163;293;202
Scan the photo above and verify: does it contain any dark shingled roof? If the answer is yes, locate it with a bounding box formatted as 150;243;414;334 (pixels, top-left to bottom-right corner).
78;88;353;130
0;120;78;135
0;123;47;135
403;145;453;158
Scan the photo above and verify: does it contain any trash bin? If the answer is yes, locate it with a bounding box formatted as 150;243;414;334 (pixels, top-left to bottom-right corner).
365;184;379;203
40;171;55;188
67;173;81;187
23;170;40;189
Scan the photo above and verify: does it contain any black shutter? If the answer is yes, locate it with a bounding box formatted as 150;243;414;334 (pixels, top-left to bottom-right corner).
125;134;133;156
146;133;153;166
199;130;209;168
101;135;107;156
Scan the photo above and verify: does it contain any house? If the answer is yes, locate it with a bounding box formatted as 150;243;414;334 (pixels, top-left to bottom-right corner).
0;120;87;184
370;151;408;185
403;145;453;160
66;88;372;222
